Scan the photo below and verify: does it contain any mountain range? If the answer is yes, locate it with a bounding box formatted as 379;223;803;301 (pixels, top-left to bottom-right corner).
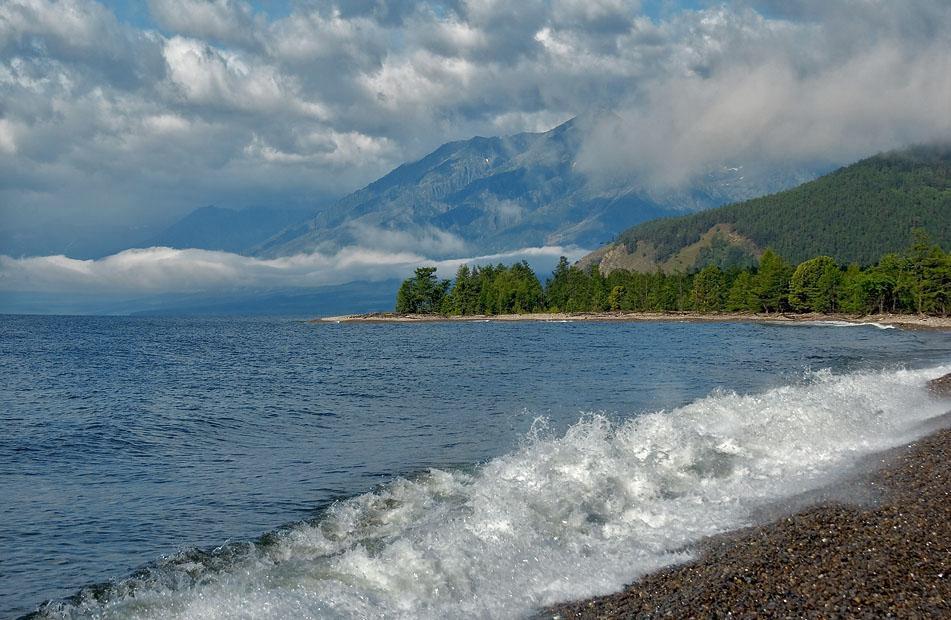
247;115;822;258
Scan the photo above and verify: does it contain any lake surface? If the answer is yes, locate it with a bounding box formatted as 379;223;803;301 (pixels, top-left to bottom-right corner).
2;316;950;618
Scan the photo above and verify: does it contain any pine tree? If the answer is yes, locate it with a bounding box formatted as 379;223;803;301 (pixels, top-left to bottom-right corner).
753;249;791;313
545;257;571;312
589;265;607;311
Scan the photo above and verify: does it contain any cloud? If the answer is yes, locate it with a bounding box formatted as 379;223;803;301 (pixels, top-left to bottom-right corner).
0;244;588;297
2;0;950;256
162;36;328;117
0;0;125;56
345;223;469;256
148;0;259;47
577;2;951;186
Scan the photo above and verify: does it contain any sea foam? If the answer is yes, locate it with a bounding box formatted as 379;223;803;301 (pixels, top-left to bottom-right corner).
39;365;950;619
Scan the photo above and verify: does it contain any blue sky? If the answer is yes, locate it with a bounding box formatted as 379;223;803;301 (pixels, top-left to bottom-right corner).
101;1;710;29
103;0;295;27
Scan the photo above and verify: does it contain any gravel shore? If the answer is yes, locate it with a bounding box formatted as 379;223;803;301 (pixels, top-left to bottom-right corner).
315;312;951;330
544;424;951;619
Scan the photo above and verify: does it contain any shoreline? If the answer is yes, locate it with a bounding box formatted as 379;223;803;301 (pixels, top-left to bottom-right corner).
543;420;951;618
313;311;951;330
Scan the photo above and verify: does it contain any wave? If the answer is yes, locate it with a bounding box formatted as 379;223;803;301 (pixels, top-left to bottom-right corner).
36;365;950;619
770;319;896;329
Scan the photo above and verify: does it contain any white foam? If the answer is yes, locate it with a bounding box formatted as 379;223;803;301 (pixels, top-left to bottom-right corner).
773;320;896;329
42;365;951;619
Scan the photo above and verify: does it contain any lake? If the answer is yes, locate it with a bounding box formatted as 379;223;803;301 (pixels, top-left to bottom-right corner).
2;316;950;618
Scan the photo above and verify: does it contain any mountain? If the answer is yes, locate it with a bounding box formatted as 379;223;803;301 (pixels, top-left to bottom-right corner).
255;115;822;258
581;145;951;274
147;206;312;255
0;221;159;260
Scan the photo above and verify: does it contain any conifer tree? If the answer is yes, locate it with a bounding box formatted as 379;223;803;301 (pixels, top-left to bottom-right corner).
753;249;791;313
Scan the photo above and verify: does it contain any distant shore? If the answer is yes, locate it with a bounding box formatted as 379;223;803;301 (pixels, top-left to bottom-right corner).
544;418;951;618
314;311;951;330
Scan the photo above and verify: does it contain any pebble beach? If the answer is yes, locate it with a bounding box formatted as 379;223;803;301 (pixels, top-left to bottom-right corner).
545;383;951;618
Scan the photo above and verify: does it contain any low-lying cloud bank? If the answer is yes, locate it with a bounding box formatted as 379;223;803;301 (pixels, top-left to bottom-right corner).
0;245;587;298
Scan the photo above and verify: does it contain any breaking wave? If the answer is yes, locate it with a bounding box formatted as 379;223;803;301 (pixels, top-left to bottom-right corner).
35;365;950;619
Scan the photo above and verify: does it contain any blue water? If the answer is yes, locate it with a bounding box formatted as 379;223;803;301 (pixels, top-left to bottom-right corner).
2;316;950;618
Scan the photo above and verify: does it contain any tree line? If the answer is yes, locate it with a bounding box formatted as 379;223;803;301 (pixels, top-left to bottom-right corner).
395;229;950;316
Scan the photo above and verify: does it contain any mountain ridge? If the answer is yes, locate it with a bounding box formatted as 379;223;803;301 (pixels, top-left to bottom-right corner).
146;206;313;255
254;116;823;258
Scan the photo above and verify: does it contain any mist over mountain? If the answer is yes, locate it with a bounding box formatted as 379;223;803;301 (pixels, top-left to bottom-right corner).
255;115;825;259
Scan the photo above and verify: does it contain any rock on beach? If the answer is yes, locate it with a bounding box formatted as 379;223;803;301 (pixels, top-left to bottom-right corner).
928;372;951;397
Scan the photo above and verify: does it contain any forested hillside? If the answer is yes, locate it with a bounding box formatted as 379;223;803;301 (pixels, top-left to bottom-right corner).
588;145;950;272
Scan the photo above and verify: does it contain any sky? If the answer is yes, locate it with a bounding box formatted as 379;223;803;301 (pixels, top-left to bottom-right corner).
1;0;950;309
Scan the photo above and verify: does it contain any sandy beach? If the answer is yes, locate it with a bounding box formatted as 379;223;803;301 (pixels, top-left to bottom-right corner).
543;423;951;618
315;311;951;330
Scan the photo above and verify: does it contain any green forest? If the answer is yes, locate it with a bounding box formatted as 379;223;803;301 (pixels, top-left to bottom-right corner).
613;145;951;268
395;230;950;316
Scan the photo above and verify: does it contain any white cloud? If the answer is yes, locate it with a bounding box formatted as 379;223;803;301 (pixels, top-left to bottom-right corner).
0;118;18;153
243;128;395;168
162;36;327;117
148;0;258;47
359;49;477;110
0;244;588;295
265;7;385;66
0;0;124;54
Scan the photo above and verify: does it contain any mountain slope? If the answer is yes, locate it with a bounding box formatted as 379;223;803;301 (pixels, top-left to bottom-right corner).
147;206;311;254
255;116;821;258
582;145;951;273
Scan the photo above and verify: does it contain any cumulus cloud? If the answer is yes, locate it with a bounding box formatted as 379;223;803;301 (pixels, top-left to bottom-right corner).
1;0;950;256
577;2;951;186
148;0;259;47
162;36;327;117
0;0;126;56
0;244;588;295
